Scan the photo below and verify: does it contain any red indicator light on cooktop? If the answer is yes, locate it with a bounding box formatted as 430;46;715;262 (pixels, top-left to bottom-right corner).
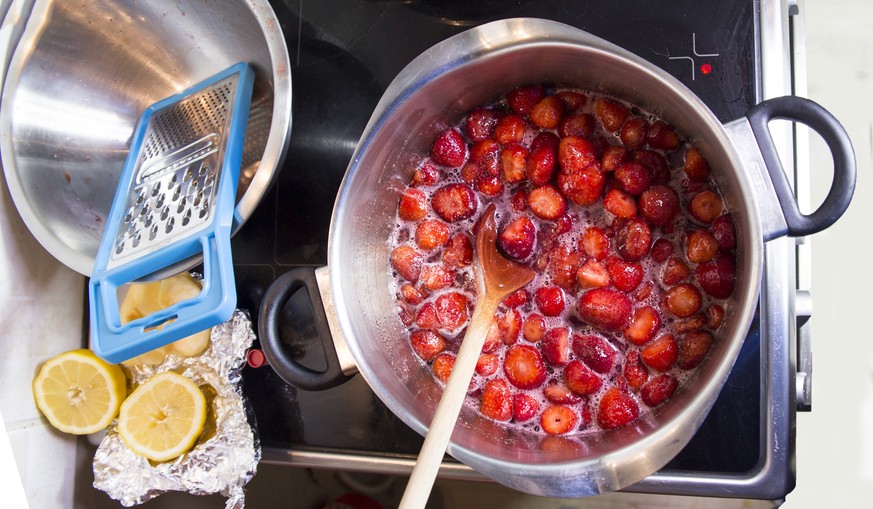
700;63;713;75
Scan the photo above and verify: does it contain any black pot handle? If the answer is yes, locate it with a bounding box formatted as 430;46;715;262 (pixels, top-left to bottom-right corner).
745;96;856;237
258;266;352;390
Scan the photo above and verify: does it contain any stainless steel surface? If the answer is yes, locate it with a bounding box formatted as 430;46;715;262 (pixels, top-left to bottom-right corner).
0;0;292;276
325;18;766;497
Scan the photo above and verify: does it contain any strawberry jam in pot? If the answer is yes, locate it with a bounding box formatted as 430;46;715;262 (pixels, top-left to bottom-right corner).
388;85;737;436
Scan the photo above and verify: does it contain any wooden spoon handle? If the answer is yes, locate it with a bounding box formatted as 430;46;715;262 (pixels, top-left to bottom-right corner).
398;296;500;509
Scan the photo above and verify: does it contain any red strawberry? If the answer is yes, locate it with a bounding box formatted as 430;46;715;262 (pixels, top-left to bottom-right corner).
527;145;558;186
614;161;652;196
482;319;502;354
633;150;670;184
410;330;447;362
432;352;455;383
507;85;546;115
665;283;702;318
688;190;724;224
435;292;469;331
641;334;678;372
390;245;422;282
480;379;513;421
430;128;467;167
673;313;707;333
695;253;735;299
623;350;649;391
512;393;540;422
547;245;583;291
685;229;719;263
528;186;567;220
558;136;597;174
650;238;674;263
558;162;606;206
707;304;725;329
640;373;678;407
564;360;602;396
662;257;691;286
616;217;652;262
639;185;680;227
711;213;737;251
534;285;566;317
411;163;441;187
398;188;428;221
511;188;528;212
530;95;564;129
499;309;523;345
475;175;504;197
647;120;680;150
464;107;500;142
577;288;632;332
414;302;440;330
684;147;711;182
503;344;547;390
400;283;423;305
620;117;649;149
555;90;587;111
634;281;655;301
602;144;630;172
572;334;617;374
460;161;483;183
502;288;528;309
576;259;610;289
419;264;454;291
605;256;643;293
558;113;596;138
469;139;500;176
493;114;527;145
415;219;450;250
501;143;529;183
431;183;478;222
678;330;714;370
543;384;581;404
522;314;546;342
476;353;500;377
442;233;473;268
624;306;662;346
594;97;629;132
540;327;571;367
541;404;578;435
597;387;640;429
497;216;536;261
580;226;609;260
602;188;637;218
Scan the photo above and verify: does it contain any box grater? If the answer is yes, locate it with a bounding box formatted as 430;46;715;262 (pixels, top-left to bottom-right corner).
89;62;255;364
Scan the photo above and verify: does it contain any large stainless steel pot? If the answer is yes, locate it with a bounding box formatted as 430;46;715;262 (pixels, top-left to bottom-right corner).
0;0;292;277
259;19;855;497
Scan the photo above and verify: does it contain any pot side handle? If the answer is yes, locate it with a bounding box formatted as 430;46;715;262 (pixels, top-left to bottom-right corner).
258;266;354;390
745;96;856;237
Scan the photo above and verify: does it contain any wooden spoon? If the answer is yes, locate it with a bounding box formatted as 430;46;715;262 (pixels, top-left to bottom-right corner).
399;204;536;509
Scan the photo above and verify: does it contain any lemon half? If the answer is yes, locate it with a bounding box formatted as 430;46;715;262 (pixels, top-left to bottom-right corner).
32;349;127;435
117;371;206;462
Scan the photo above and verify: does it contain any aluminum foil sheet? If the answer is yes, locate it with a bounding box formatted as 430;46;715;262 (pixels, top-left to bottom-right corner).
93;309;260;508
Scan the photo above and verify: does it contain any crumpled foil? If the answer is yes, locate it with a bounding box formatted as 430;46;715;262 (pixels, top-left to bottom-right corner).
93;309;260;508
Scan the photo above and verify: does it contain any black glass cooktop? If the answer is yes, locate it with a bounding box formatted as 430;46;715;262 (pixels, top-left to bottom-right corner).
233;0;762;478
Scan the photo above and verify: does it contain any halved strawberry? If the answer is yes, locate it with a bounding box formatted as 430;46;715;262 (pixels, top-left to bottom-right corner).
432;352;455;383
460;161;483;183
624;306;662;346
602;188;637;218
503;344;547;390
620;117;649;149
650;238;674;263
555;90;588;111
512;393;540;423
577;288;632;332
640;373;678;407
498;216;536;261
431;183;478;222
665;283;702;318
641;334;678;372
711;214;737;251
547;245;583;292
400;283;423;305
534;285;566;317
390;245;423;282
543;383;582;404
646;120;680;150
501;143;529;183
639;185;680;227
580;226;609;260
540;327;571;367
493;114;527;145
685;229;719;263
415;219;450;250
476;353;500;377
614;161;652;196
677;330;714;370
435;292;469;332
464;107;501;142
528;186;567;220
502;288;528;309
594;97;629;132
480;379;513;421
688;190;724;224
602;144;630;172
482;318;502;354
541;404;578;435
499;309;523;345
419;264;454;292
475;175;504;197
623;350;649;391
398;188;428;221
507;85;545;115
410;330;447;362
558;136;598;174
414;302;440;330
430;128;467;167
558;162;606;206
442;233;473;268
572;334;617;374
633;150;670;184
673;313;707;333
616;217;652;262
564;360;602;396
411;163;441;187
662;257;691;286
527;145;558;186
684;147;711;182
511;189;528;212
597;387;640;429
707;304;725;329
605;256;643;293
695;253;735;299
577;259;610;289
559;113;596;138
469;139;500;176
530;95;564;129
522;314;546;342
